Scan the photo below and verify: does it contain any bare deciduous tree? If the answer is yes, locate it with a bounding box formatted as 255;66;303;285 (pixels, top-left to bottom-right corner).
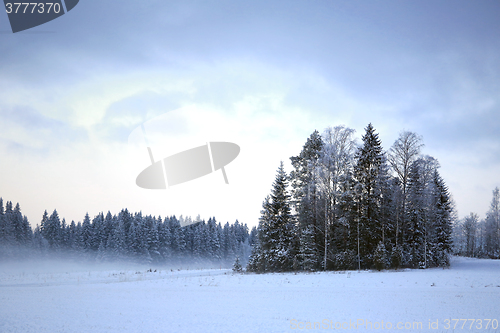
317;126;357;270
388;131;424;246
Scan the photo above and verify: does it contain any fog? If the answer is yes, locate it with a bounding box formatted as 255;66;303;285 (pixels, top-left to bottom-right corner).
0;252;236;283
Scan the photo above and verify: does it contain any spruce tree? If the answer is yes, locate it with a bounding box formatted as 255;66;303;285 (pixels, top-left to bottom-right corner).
298;225;318;271
432;169;453;266
290;130;324;230
354;123;384;268
268;162;294;271
484;187;500;258
405;160;426;268
232;256;242;272
249;162;294;272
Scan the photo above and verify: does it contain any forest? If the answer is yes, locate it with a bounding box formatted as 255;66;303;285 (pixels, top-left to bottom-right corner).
247;123;500;273
1;124;498;272
0;201;254;267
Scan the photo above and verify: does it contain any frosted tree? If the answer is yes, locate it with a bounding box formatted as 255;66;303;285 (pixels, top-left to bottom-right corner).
249;226;258;247
405;160;426;268
91;212;105;252
373;241;387;271
193;223;205;261
2;201;15;247
0;199;9;258
232;256;243;272
107;217;127;260
157;217;171;260
353;123;385;268
96;240;106;262
290;130;324;241
267;162;294;271
388;131;424;247
298;225;317;271
68;220;81;255
32;225;48;256
103;211;114;248
12;203;24;244
249;162;294;272
173;222;187;260
144;215;161;262
317;125;357;270
207;218;222;262
0;198;4;242
40;209;62;250
81;213;93;255
463;213;478;257
485;187;500;258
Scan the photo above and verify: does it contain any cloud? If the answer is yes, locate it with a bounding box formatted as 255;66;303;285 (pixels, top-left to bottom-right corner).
0;105;87;155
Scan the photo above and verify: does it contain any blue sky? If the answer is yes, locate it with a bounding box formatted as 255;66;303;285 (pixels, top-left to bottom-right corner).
1;0;499;227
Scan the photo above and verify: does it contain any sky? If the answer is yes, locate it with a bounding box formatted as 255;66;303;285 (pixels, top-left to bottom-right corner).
0;0;499;229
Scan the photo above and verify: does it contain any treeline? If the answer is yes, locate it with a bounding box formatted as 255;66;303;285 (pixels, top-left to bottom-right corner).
0;198;254;266
247;123;454;272
453;187;500;258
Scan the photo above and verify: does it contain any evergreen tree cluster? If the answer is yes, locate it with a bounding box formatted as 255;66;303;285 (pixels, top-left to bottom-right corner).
0;199;252;266
248;124;455;272
0;199;32;257
453;187;500;259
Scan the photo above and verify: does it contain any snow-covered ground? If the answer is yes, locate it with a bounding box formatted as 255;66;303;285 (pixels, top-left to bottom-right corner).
1;257;499;332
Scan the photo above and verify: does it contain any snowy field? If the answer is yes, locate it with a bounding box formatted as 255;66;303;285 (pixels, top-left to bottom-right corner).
1;257;499;333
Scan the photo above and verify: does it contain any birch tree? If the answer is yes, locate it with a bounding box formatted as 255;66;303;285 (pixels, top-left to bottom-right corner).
388;131;424;247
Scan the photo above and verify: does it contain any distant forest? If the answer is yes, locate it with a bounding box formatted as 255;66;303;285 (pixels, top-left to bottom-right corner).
453;187;500;259
248;123;499;273
0;200;254;267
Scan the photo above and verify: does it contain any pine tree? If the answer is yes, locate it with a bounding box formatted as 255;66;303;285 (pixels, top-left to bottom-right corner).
298;225;317;271
12;203;25;245
173;221;187;260
68;220;81;255
208;218;222;262
354;123;384;268
110;217;127;260
248;162;294;272
40;209;61;250
0;199;6;258
432;170;453;266
144;215;161;262
32;224;48;256
266;162;294;271
373;241;387;271
246;237;264;272
22;216;32;246
81;213;93;255
232;256;243;272
3;201;15;246
405;160;426;268
96;240;106;262
249;226;258;247
0;198;4;242
485;187;500;258
290;130;324;229
157;217;171;260
91;212;105;252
